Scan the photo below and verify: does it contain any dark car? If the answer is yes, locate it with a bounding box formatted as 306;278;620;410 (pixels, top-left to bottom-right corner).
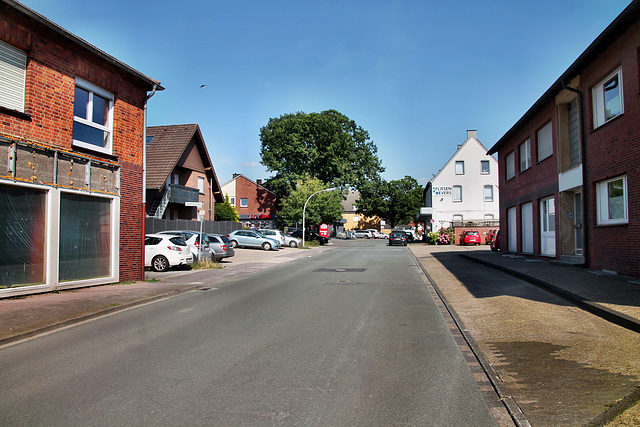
490;230;501;251
289;230;329;245
388;231;408;246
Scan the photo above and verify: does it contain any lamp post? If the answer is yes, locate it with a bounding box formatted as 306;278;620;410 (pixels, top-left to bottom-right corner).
302;187;336;248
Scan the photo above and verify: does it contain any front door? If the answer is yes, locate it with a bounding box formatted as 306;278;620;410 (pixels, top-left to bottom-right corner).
574;192;583;255
540;196;556;256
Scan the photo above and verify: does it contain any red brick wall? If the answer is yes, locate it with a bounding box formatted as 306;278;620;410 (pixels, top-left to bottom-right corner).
579;19;640;276
234;175;277;218
0;7;151;281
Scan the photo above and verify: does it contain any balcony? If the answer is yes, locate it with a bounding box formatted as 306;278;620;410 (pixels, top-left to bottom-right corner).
168;184;200;204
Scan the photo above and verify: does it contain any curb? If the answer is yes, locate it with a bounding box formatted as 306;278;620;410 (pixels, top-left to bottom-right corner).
459;254;640;334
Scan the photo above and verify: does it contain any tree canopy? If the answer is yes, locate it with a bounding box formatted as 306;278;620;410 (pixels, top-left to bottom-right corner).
277;176;343;226
214;195;239;222
259;109;384;198
356;176;423;228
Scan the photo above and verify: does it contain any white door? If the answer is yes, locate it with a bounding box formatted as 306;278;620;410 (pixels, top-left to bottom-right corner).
507;207;517;252
521;202;533;254
540;197;556;256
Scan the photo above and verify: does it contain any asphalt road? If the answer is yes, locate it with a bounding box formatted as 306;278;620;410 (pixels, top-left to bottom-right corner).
0;240;497;426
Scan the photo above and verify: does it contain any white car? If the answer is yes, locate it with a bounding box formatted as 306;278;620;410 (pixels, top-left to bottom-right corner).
157;230;212;260
354;229;373;239
260;229;301;248
366;229;382;239
145;234;193;272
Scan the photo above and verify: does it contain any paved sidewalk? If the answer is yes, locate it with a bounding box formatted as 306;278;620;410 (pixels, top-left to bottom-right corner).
0;245;334;345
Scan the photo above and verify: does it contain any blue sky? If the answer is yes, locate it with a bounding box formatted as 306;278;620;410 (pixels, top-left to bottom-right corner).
20;0;633;186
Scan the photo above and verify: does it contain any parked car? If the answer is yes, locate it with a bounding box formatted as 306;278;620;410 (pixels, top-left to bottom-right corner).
227;230;281;250
258;229;292;248
157;230;212;260
145;234;193;272
283;233;302;248
354;229;373;239
207;233;235;261
288;230;329;245
491;230;501;252
388;231;408;246
403;228;417;241
366;229;383;239
485;229;497;245
462;230;481;245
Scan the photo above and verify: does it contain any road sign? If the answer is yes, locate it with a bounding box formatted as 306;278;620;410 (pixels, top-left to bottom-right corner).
185;202;203;207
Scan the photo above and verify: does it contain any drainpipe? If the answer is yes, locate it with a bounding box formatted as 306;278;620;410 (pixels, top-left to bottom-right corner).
141;84;158;277
561;81;589;268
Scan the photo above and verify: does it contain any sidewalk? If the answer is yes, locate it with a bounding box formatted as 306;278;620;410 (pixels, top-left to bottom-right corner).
0;245;334;345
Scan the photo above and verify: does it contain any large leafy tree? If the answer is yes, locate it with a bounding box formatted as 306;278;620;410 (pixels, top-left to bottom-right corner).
356;176;423;228
214;195;239;222
260;109;384;198
278;176;343;227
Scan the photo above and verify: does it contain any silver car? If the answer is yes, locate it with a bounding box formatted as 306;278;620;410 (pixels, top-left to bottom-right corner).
207;233;235;261
259;229;301;248
227;230;281;250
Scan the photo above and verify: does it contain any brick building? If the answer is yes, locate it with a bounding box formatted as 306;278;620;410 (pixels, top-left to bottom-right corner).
221;174;277;228
146;124;223;221
487;0;640;277
0;0;162;296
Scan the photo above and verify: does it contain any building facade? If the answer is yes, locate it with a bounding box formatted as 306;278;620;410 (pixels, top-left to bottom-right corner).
221;174;277;228
418;131;499;235
146;124;223;221
0;1;161;296
487;0;640;277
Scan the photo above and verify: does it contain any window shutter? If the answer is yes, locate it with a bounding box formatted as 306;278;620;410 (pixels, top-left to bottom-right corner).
0;41;26;112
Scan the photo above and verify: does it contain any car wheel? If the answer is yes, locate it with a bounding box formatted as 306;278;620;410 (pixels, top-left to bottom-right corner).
262;242;272;251
289;241;298;248
152;255;169;272
230;240;238;248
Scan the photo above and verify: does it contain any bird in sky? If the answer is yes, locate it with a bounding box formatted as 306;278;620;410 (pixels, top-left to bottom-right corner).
200;84;207;88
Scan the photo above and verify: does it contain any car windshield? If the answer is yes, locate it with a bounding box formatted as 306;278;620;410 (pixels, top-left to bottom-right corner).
467;231;479;236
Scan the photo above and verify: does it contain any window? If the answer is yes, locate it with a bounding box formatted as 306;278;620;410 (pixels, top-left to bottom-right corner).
593;68;623;128
481;160;490;174
455;161;465;175
73;77;114;154
484;185;493;202
453;214;463;221
596;176;628;225
537;122;553;161
519;139;531;171
506;152;515;180
453;185;462;202
197;177;205;194
240;198;248;207
229;197;235;206
0;41;26;112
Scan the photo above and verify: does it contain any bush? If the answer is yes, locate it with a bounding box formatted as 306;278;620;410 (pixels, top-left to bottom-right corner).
428;228;454;245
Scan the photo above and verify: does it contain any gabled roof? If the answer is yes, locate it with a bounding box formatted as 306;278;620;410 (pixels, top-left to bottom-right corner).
428;132;496;185
3;0;163;91
488;0;640;155
146;124;223;201
221;173;276;196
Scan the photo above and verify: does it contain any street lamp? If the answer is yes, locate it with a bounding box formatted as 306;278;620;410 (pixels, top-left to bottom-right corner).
302;187;336;248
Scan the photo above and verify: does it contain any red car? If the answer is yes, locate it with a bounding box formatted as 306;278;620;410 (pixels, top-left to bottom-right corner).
490;230;501;251
462;230;481;245
485;229;497;245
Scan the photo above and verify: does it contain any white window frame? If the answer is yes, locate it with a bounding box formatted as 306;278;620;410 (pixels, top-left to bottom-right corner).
240;198;248;208
481;160;490;175
537;122;553;162
484;185;493;202
506;152;515;180
519;139;531;171
593;68;623;128
229;197;235;207
455;161;465;175
0;40;26;112
453;185;462;202
197;176;205;194
73;77;114;155
596;175;628;225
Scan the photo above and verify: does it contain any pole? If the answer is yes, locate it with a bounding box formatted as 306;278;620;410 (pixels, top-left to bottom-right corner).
302;187;336;248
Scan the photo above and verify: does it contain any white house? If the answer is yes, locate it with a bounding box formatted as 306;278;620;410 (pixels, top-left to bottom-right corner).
417;130;499;233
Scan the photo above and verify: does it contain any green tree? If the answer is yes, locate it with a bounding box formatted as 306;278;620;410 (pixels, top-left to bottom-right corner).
260;109;384;198
278;176;343;227
356;176;423;228
214;195;239;222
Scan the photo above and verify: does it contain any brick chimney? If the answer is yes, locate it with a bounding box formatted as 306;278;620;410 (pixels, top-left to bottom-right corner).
467;130;477;140
256;179;262;185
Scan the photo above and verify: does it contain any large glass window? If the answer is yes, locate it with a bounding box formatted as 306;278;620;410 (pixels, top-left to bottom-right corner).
519;139;531;171
593;68;623;128
0;185;46;287
506;152;515;180
596;176;628;225
59;193;112;282
73;77;114;154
